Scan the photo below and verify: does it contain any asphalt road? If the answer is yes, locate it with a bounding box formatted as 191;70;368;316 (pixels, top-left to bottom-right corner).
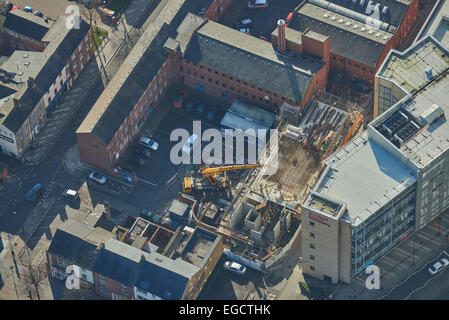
380;249;449;300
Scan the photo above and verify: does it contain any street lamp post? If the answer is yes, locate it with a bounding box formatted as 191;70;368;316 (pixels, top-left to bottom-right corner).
412;238;415;265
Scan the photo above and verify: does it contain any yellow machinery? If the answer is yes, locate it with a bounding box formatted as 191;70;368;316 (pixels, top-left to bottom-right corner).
183;164;261;193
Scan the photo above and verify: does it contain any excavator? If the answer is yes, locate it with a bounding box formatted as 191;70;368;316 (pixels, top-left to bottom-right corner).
183;164;261;194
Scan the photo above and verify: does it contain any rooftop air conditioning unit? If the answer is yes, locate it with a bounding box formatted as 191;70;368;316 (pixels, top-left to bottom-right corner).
419;104;444;125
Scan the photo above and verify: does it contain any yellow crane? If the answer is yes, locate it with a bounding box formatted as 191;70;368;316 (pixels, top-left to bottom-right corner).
183;164;261;193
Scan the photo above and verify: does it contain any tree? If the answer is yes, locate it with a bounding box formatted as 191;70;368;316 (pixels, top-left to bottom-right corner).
78;0;100;29
22;263;47;300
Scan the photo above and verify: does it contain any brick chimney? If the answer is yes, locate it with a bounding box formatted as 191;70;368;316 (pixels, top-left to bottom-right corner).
103;201;111;221
277;19;287;52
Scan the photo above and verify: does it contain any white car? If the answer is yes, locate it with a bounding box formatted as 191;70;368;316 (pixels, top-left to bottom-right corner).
241;18;252;25
428;258;449;276
182;134;198;154
248;0;268;9
223;261;247;275
89;171;107;185
239;27;250;34
139;137;159;151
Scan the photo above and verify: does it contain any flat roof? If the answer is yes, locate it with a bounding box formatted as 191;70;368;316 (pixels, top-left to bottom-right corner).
377;36;449;94
181;227;220;268
315;131;416;226
421;1;449;38
373;36;449;168
432;16;449;49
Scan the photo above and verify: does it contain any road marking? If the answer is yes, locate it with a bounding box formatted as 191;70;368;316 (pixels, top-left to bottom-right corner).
444;251;449;258
403;264;449;300
378;250;448;300
137;178;158;187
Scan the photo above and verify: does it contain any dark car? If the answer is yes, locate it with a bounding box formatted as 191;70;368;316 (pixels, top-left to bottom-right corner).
131;146;151;158
185;99;195;111
33;11;43;17
26;184;44;202
127;156;145;168
196;103;206;114
206;110;216;121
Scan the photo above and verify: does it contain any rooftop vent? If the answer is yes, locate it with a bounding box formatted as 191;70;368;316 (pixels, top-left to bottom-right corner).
22;53;29;58
24;61;30;67
419;104;444;125
424;67;433;81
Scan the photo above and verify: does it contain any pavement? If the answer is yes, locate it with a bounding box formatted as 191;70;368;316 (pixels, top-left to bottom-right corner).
0;0;167;300
331;209;449;300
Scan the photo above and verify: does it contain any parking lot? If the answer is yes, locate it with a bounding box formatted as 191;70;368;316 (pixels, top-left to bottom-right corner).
120;85;232;213
220;0;300;39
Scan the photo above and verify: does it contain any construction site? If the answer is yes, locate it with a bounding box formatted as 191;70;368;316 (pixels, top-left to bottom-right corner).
171;92;366;271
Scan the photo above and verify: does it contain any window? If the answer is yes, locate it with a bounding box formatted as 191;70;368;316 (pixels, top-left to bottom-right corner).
310;232;315;238
378;85;392;115
100;286;107;295
310;243;315;249
310;255;315;260
208;68;211;72
208;78;212;82
122;284;128;296
310;266;315;271
309;221;315;227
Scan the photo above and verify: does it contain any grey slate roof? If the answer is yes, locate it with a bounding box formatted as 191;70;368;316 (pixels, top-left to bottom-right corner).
93;238;199;294
184;21;322;102
3;9;52;41
48;229;98;270
79;0;198;144
291;14;385;67
90;24;171;144
136;259;190;299
0;17;90;133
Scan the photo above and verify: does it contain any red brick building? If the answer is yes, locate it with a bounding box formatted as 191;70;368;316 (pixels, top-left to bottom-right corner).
77;5;330;174
1;9;52;52
289;0;419;83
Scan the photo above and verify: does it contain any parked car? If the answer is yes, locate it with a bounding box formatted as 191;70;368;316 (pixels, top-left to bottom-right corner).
10;6;20;11
185;99;195;111
239;26;250;34
241;18;252;25
131;146;151;158
248;0;268;9
196;103;206;114
33;10;43;17
206;110;215;121
260;35;268;41
173;90;189;109
428;258;449;276
223;261;247;275
61;189;79;201
182;134;198;154
127;156;145;168
89;171;107;185
23;6;32;12
26;184;44;202
139;137;159;151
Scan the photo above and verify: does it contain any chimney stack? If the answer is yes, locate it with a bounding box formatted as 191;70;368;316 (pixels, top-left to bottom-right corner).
103;201;111;221
96;242;104;252
277;19;287;52
27;77;34;88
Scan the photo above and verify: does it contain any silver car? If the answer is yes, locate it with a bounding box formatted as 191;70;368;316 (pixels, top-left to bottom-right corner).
139;137;159;151
428;258;449;276
223;261;247;275
89;171;107;185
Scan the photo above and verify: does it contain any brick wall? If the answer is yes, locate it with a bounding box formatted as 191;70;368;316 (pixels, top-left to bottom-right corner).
93;272;135;300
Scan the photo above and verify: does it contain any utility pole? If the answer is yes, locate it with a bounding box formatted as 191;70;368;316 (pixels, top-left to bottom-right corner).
412;237;415;265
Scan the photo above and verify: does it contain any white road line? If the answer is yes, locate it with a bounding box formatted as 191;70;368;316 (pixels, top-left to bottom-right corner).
378;250;448;300
137;178;159;187
404;265;449;300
